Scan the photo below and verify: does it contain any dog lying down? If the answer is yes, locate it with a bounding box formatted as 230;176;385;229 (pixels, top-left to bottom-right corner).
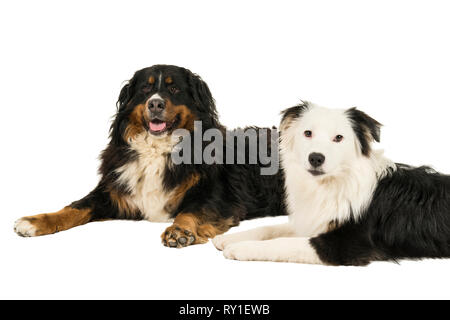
213;102;450;266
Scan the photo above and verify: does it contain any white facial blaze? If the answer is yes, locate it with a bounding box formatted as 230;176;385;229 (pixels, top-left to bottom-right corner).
157;72;162;91
149;93;163;101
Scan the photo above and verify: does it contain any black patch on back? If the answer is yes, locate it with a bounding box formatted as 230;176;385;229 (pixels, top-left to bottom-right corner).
310;165;450;265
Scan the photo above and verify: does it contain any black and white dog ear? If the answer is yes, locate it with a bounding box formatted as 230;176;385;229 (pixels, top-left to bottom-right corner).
280;101;310;131
346;107;382;155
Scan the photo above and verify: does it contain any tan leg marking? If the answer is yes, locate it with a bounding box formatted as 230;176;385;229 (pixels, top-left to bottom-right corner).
14;207;92;237
109;190;139;219
164;173;201;214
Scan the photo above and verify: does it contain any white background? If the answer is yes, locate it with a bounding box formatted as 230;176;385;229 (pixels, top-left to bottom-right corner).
1;0;450;299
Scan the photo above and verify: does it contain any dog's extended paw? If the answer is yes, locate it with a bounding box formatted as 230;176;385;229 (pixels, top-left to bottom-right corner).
211;234;226;251
223;241;261;261
161;224;198;248
212;232;254;251
212;234;238;251
14;218;38;237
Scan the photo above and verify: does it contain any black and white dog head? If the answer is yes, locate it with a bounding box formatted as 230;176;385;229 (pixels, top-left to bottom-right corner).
280;102;381;179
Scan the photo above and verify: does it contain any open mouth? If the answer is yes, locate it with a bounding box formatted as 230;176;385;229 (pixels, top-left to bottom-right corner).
148;115;180;135
308;169;325;176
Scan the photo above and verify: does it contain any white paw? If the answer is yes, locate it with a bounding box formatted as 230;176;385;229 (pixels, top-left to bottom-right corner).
223;241;259;261
212;233;244;251
14;218;37;237
212;234;228;251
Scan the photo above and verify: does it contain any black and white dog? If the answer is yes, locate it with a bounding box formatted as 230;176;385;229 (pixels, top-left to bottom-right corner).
213;102;450;266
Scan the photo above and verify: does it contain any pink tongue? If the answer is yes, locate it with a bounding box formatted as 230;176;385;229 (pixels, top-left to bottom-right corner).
150;121;167;131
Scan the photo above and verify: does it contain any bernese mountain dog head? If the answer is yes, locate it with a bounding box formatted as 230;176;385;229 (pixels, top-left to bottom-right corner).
111;65;220;145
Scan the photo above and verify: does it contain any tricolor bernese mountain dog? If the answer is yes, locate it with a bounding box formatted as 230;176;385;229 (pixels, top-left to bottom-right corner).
14;65;286;247
214;102;450;265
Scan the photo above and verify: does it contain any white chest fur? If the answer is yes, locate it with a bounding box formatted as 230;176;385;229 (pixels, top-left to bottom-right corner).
115;133;177;222
282;150;394;237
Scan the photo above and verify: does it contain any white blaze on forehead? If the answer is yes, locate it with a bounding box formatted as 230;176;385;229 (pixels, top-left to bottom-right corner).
147;72;164;102
158;72;162;90
299;105;351;136
149;93;163;101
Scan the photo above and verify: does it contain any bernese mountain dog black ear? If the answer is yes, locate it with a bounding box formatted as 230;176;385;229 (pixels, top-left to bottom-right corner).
188;72;214;110
186;70;220;129
110;80;137;145
117;81;135;111
346;107;382;156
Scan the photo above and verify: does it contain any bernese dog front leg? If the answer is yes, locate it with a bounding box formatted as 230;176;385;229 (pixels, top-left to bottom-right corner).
161;211;237;248
14;186;132;237
14;207;93;237
223;237;324;265
212;223;295;251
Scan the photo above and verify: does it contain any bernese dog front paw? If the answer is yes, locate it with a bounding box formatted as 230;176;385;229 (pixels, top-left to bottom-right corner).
161;225;197;248
14;218;38;237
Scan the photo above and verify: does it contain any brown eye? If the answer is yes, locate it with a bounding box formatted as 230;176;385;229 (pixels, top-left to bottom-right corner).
169;86;179;94
142;85;152;93
304;130;312;137
333;135;344;142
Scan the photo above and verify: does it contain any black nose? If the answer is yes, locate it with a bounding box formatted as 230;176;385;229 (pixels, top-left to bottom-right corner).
309;152;325;168
148;98;165;113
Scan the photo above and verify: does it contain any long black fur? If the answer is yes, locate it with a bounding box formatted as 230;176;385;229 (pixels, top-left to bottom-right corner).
72;65;286;231
309;113;450;265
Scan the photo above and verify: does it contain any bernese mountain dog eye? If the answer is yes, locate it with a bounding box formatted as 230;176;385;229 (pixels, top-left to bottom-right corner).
333;135;344;142
304;130;312;138
142;84;153;93
169;86;180;94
